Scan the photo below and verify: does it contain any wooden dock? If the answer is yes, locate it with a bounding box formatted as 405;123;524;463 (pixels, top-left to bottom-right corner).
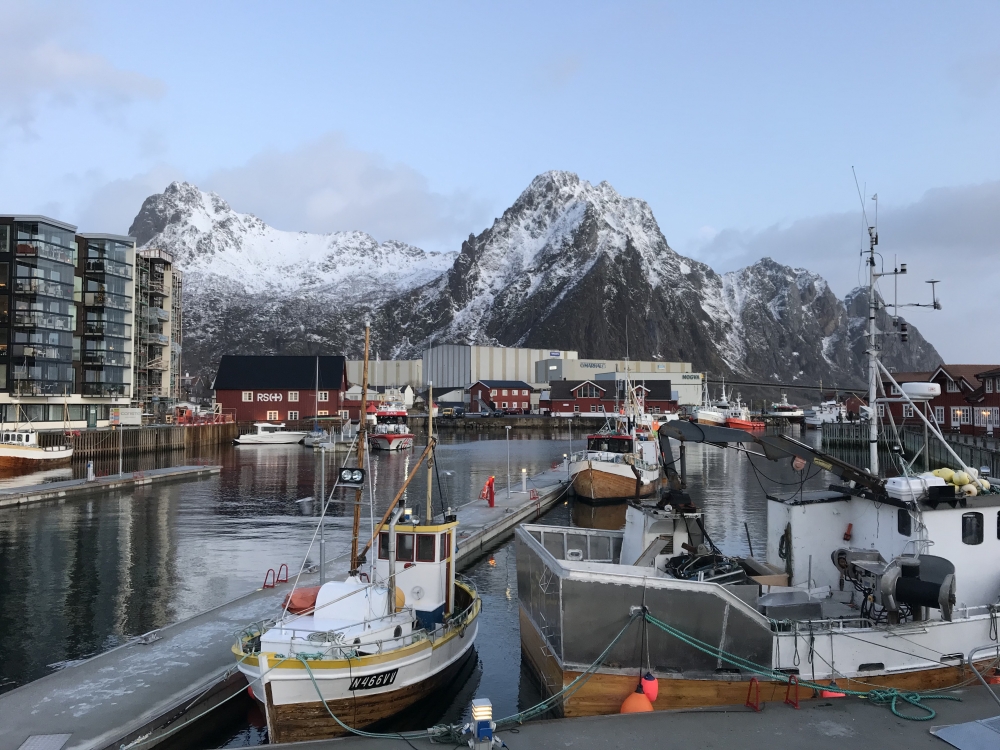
37;423;239;459
0;464;222;509
0;465;569;750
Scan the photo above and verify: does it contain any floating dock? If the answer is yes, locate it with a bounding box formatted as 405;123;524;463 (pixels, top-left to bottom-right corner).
296;685;1000;750
0;465;569;750
0;465;222;509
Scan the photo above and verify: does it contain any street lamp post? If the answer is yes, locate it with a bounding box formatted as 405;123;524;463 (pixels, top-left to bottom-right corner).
505;425;511;499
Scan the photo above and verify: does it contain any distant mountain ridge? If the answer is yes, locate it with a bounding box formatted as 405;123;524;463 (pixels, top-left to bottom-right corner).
129;172;941;390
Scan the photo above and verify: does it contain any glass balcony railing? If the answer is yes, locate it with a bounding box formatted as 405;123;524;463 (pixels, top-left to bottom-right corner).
85;292;132;312
146;307;169;322
12;344;71;362
85;259;133;279
143;332;170;345
15;241;74;266
14;312;73;331
82;383;129;397
14;278;74;300
85;321;131;338
83;351;131;367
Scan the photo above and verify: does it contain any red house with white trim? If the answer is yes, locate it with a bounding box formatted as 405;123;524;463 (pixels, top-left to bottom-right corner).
213;355;350;422
543;380;678;417
468;380;533;414
879;364;1000;435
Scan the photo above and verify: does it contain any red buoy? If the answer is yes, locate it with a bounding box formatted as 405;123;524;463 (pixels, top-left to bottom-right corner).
640;672;659;703
620;684;654;714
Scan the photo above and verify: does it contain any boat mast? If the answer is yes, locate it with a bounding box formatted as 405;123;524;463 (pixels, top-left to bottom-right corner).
314;355;319;431
426;380;433;522
349;323;370;574
866;217;880;475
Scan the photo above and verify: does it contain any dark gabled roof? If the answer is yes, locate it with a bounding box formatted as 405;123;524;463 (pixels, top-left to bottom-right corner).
472;380;533;390
548;380;598;399
931;365;1000;389
634;380;675;401
213;355;346;390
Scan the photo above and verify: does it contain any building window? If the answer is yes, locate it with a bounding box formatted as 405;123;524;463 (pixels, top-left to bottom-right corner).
522;389;529;396
574;405;580;412
318;391;329;402
521;401;527;408
947;380;959;393
576;383;600;398
490;389;497;397
590;405;597;412
416;534;436;562
502;389;508;396
318;410;329;416
951;407;963;425
877;404;885;418
502;402;508;408
962;409;971;425
903;404;914;418
288;391;299;402
242;391;253;402
287;410;299;420
934;406;945;424
962;512;983;545
266;410;278;420
891;385;901;395
652;406;660;414
987;379;994;394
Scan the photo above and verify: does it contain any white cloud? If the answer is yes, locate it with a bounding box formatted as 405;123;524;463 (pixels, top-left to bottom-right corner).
76;164;183;234
202;133;490;251
682;182;1000;362
0;2;163;133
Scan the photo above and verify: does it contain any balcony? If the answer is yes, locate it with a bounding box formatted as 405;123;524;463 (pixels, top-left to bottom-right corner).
12;344;70;362
85;322;132;338
85;259;133;280
85;292;132;312
142;332;170;346
15;241;74;266
82;383;129;398
146;307;170;322
84;351;132;368
15;278;73;300
14;312;73;331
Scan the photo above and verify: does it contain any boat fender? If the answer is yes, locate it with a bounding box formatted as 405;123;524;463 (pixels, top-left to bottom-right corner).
820;680;845;698
621;684;654;713
953;471;971;487
641;672;659;702
395;588;406;609
843;523;853;542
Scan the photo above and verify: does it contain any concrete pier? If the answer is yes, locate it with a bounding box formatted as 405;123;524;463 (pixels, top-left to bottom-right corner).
0;465;222;509
0;464;569;750
297;686;1000;750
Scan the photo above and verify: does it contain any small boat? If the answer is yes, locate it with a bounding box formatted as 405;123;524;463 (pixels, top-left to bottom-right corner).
369;402;414;451
765;393;804;422
234;422;308;445
803;400;847;427
692;380;726;426
569;376;662;504
725;395;765;430
303;428;329;447
234;324;480;742
0;429;73;468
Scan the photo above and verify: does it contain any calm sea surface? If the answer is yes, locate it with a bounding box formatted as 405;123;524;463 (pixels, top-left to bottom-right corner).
0;424;828;746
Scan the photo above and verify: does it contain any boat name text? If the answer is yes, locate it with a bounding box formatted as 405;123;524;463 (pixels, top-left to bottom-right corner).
349;668;398;690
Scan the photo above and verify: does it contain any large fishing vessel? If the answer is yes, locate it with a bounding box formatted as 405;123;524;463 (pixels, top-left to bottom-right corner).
766;393;805;422
803;400;847;427
233;328;480;742
369;402;415;451
518;225;1000;717
692;380;726;426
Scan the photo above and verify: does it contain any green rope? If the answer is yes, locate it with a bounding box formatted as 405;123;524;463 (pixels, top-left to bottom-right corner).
642;613;961;720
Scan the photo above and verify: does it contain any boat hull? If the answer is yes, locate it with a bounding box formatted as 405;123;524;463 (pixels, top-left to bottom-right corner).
370;434;415;451
725;418;764;431
234;433;306;445
695;413;726;426
0;446;73;467
571;461;657;503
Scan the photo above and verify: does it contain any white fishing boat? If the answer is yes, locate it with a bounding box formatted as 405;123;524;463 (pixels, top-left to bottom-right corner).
803;400;847;427
234;327;480;742
569;376;662;504
0;429;73;468
234;422;308;445
766;393;805;422
369;402;414;451
518;222;1000;717
692;380;726;426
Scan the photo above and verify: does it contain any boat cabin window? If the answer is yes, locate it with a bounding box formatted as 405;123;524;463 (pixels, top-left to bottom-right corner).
16;434;22;442
962;512;983;545
416;534;436;562
378;532;390;560
587;437;632;454
897;509;911;537
396;533;414;562
440;531;451;560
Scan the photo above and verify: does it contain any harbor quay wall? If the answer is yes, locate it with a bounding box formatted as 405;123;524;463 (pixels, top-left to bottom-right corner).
409;415;597;431
38;422;239;459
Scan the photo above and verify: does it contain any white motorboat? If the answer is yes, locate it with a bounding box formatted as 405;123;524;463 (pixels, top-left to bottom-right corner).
766;392;805;422
803;400;847;427
234;422;307;445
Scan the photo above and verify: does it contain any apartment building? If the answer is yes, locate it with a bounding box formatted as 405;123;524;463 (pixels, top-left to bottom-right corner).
133;248;183;420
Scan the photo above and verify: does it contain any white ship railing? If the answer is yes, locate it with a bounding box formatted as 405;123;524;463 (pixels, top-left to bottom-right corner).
570;450;658;472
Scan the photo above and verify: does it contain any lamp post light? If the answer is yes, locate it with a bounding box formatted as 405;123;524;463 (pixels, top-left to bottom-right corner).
505;425;512;499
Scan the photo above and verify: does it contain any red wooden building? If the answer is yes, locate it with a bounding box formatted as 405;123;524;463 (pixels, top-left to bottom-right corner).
212;355;350;423
879;364;1000;435
543;379;678;417
468;380;533;414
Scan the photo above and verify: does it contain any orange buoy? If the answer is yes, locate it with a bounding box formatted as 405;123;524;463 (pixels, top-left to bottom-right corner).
820;680;846;698
282;585;321;614
640;672;658;703
620;684;654;713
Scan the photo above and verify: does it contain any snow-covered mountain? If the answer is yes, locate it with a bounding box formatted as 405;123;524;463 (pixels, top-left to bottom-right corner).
129;173;941;388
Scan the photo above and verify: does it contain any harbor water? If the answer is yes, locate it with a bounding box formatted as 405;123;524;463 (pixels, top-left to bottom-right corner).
0;424;828;746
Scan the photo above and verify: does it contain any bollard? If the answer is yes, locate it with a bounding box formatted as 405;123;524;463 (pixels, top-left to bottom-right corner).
564;453;569;475
86;460;95;482
521;468;527;493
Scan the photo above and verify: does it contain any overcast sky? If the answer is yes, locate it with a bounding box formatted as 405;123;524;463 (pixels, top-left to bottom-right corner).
3;1;999;360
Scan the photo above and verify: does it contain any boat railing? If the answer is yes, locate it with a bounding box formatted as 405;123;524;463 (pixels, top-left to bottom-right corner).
770;616;878;634
570;449;659;472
